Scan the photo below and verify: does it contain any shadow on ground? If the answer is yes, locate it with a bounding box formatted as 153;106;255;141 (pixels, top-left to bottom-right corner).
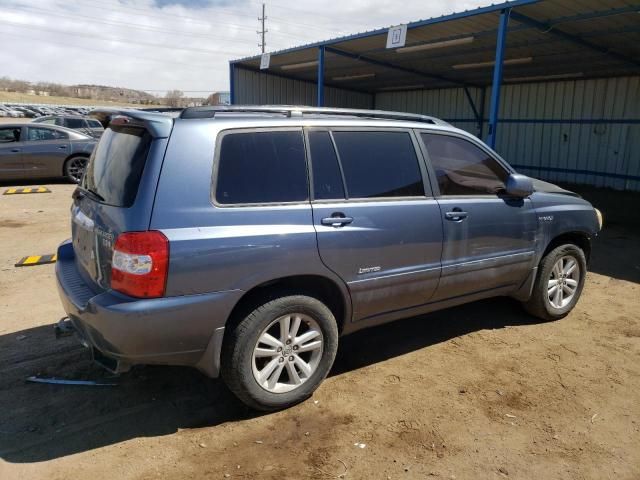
0;297;541;464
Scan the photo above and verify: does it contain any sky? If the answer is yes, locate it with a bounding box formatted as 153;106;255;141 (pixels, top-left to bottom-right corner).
1;0;491;97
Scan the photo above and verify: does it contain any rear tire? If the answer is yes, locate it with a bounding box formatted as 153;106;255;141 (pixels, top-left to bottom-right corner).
64;156;88;183
221;295;338;411
523;244;587;321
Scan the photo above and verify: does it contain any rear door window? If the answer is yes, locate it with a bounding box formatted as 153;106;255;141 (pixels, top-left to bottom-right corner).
331;131;424;199
308;130;345;200
27;127;68;141
215;130;307;205
82;126;152;207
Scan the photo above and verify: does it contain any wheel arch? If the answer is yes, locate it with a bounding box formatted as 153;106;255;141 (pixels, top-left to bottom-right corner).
225;274;351;335
543;231;592;264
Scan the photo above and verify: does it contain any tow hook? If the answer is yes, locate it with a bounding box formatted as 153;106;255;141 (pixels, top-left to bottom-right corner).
54;317;75;339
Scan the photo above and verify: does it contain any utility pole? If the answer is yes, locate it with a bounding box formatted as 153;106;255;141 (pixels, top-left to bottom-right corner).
258;3;267;53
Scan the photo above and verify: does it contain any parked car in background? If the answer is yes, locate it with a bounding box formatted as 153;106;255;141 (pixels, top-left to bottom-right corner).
33;115;104;139
0;123;95;182
54;106;602;411
0;105;24;118
12;106;39;118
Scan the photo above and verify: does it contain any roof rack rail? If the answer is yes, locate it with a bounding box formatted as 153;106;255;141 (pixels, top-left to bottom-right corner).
179;105;447;125
138;107;184;113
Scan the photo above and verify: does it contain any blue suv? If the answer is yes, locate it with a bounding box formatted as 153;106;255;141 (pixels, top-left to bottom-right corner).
55;106;602;410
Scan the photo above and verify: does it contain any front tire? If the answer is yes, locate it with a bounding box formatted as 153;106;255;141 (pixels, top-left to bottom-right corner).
523;244;587;321
64;156;88;183
221;295;339;411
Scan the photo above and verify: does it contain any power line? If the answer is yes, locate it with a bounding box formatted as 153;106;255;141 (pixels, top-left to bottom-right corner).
2;20;250;57
0;4;261;46
75;0;259;32
81;0;356;35
0;27;226;71
73;0;354;39
249;0;370;30
258;3;268;53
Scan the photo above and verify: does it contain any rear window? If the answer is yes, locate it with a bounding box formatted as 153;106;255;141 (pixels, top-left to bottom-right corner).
65;118;86;129
82;126;152;207
215;130;307;205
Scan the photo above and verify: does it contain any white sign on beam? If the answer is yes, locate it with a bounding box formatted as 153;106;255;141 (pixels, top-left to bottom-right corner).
386;24;407;49
260;52;271;70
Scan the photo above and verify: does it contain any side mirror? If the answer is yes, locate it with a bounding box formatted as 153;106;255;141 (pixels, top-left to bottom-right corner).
505;173;534;198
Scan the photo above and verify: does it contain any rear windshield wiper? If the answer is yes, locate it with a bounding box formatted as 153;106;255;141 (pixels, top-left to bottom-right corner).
79;186;105;202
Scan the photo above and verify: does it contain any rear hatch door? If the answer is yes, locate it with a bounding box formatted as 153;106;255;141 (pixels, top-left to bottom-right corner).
72;114;172;291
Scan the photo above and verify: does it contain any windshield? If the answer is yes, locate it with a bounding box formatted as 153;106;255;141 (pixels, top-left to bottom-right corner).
81;125;152;207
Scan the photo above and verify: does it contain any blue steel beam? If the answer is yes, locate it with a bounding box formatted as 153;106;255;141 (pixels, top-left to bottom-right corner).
324;46;478;88
463;86;481;133
509;11;640;68
317;46;325;107
229;62;235;105
233;64;371;96
478;87;487;138
548;5;640;27
486;8;510;149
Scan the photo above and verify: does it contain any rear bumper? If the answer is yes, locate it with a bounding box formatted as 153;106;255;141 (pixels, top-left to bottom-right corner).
55;240;243;377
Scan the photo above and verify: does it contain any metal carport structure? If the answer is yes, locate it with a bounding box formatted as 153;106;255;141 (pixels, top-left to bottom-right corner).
229;0;640;191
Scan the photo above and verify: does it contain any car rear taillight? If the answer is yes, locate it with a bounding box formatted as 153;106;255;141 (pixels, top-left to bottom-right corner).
111;231;169;298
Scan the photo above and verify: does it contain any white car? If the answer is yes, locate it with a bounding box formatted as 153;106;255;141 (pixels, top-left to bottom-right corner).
0;106;24;118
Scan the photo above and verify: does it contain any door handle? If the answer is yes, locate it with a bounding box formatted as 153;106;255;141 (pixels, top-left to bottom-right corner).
11;148;20;153
445;210;468;221
58;145;67;149
321;214;353;227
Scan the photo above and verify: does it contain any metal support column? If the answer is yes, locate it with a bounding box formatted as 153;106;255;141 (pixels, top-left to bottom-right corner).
486;8;510;149
317;46;325;107
463;87;482;137
478;87;487;139
229;62;236;105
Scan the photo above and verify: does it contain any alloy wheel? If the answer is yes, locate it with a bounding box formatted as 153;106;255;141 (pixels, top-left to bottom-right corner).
251;313;324;393
67;157;87;183
548;255;580;309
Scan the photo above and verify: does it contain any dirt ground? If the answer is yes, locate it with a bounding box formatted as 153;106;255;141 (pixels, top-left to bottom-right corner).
0;181;638;480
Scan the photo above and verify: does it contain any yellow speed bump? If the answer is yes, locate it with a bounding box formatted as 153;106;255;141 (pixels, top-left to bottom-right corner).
15;254;57;267
4;187;51;195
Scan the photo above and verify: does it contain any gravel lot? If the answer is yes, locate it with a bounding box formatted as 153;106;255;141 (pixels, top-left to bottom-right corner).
0;181;638;480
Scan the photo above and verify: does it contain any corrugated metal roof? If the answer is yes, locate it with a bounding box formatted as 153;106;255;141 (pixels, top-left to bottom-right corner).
232;0;640;92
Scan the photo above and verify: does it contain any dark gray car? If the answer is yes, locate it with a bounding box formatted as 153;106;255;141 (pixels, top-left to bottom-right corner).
33;115;104;139
0;124;95;182
55;106;602;411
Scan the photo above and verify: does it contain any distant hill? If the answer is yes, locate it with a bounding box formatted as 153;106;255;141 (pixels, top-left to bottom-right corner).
71;84;159;104
0;76;163;105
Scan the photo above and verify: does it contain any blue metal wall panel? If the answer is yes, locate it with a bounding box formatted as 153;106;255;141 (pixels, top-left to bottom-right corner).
376;76;640;191
375;87;484;137
485;76;640;191
234;67;373;109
